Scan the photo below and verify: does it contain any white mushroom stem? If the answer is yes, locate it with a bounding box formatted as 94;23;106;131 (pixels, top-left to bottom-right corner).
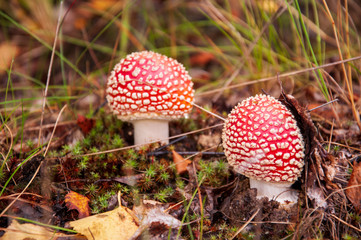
249;179;299;205
132;119;169;146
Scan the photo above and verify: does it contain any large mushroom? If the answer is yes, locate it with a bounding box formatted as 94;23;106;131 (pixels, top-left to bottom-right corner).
106;51;194;146
222;94;305;204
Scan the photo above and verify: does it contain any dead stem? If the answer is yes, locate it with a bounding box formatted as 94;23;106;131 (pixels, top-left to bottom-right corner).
0;103;67;219
305;183;361;222
192;102;226;121
196;55;361;97
330;214;361;233
230;208;260;240
278;0;337;45
209;2;288;102
344;0;353;104
1;124;15;186
192;161;204;240
328;142;361;152
0;152;43;218
38;1;64;147
327;119;335;152
0;123;17;185
1;124;13;162
0;195;52;212
78;122;224;157
322;0;361;131
307;99;339;112
44;105;67;156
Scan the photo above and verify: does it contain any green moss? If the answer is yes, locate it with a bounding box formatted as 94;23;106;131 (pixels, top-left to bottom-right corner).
197;159;230;187
154;186;174;203
71;142;83;156
145;164;157;178
159;171;170;183
77;156;89;171
85;183;99;195
111;134;124;148
123;159;138;170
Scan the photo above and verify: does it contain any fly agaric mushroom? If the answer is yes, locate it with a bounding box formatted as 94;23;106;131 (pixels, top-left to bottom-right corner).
222;94;305;204
106;51;194;146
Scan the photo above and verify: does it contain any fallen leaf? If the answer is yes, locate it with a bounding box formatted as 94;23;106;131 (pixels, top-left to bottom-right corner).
72;0;123;30
172;150;191;174
65;191;91;219
88;0;119;11
0;42;19;72
203;177;239;217
2;220;64;240
306;182;327;209
198;133;221;149
113;174;145;186
69;205;138;240
77;114;95;135
346;161;361;214
307;103;337;119
188;68;211;81
190;52;215;66
257;0;279;13
10;1;56;43
131;200;182;239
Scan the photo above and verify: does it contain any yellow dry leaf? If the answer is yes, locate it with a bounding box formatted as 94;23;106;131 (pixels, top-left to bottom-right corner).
0;42;18;72
88;0;119;11
69;205;138;240
65;191;91;219
2;220;60;240
74;18;87;30
10;0;56;43
346;161;361;214
172;150;191;174
257;0;279;13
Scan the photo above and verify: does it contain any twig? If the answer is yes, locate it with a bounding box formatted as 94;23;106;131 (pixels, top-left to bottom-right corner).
150;136;187;153
163;200;185;213
327;142;361;152
193;102;226;121
306;183;361;222
327;119;335;153
1;2;66;219
148;151;225;156
0;152;43;217
0;124;16;185
230;208;260;240
307;99;339;112
330;214;361;233
0;195;52;212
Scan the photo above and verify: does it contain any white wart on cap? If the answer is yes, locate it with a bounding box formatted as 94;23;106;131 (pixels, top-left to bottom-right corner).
106;51;194;145
222;94;305;203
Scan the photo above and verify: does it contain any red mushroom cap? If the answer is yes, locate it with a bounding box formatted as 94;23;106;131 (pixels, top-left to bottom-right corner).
106;51;194;121
222;94;305;183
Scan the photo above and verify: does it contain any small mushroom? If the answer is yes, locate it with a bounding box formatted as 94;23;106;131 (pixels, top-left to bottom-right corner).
106;51;194;146
222;94;305;204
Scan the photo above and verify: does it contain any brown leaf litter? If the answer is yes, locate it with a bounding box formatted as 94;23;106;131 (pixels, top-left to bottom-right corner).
346;161;361;214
